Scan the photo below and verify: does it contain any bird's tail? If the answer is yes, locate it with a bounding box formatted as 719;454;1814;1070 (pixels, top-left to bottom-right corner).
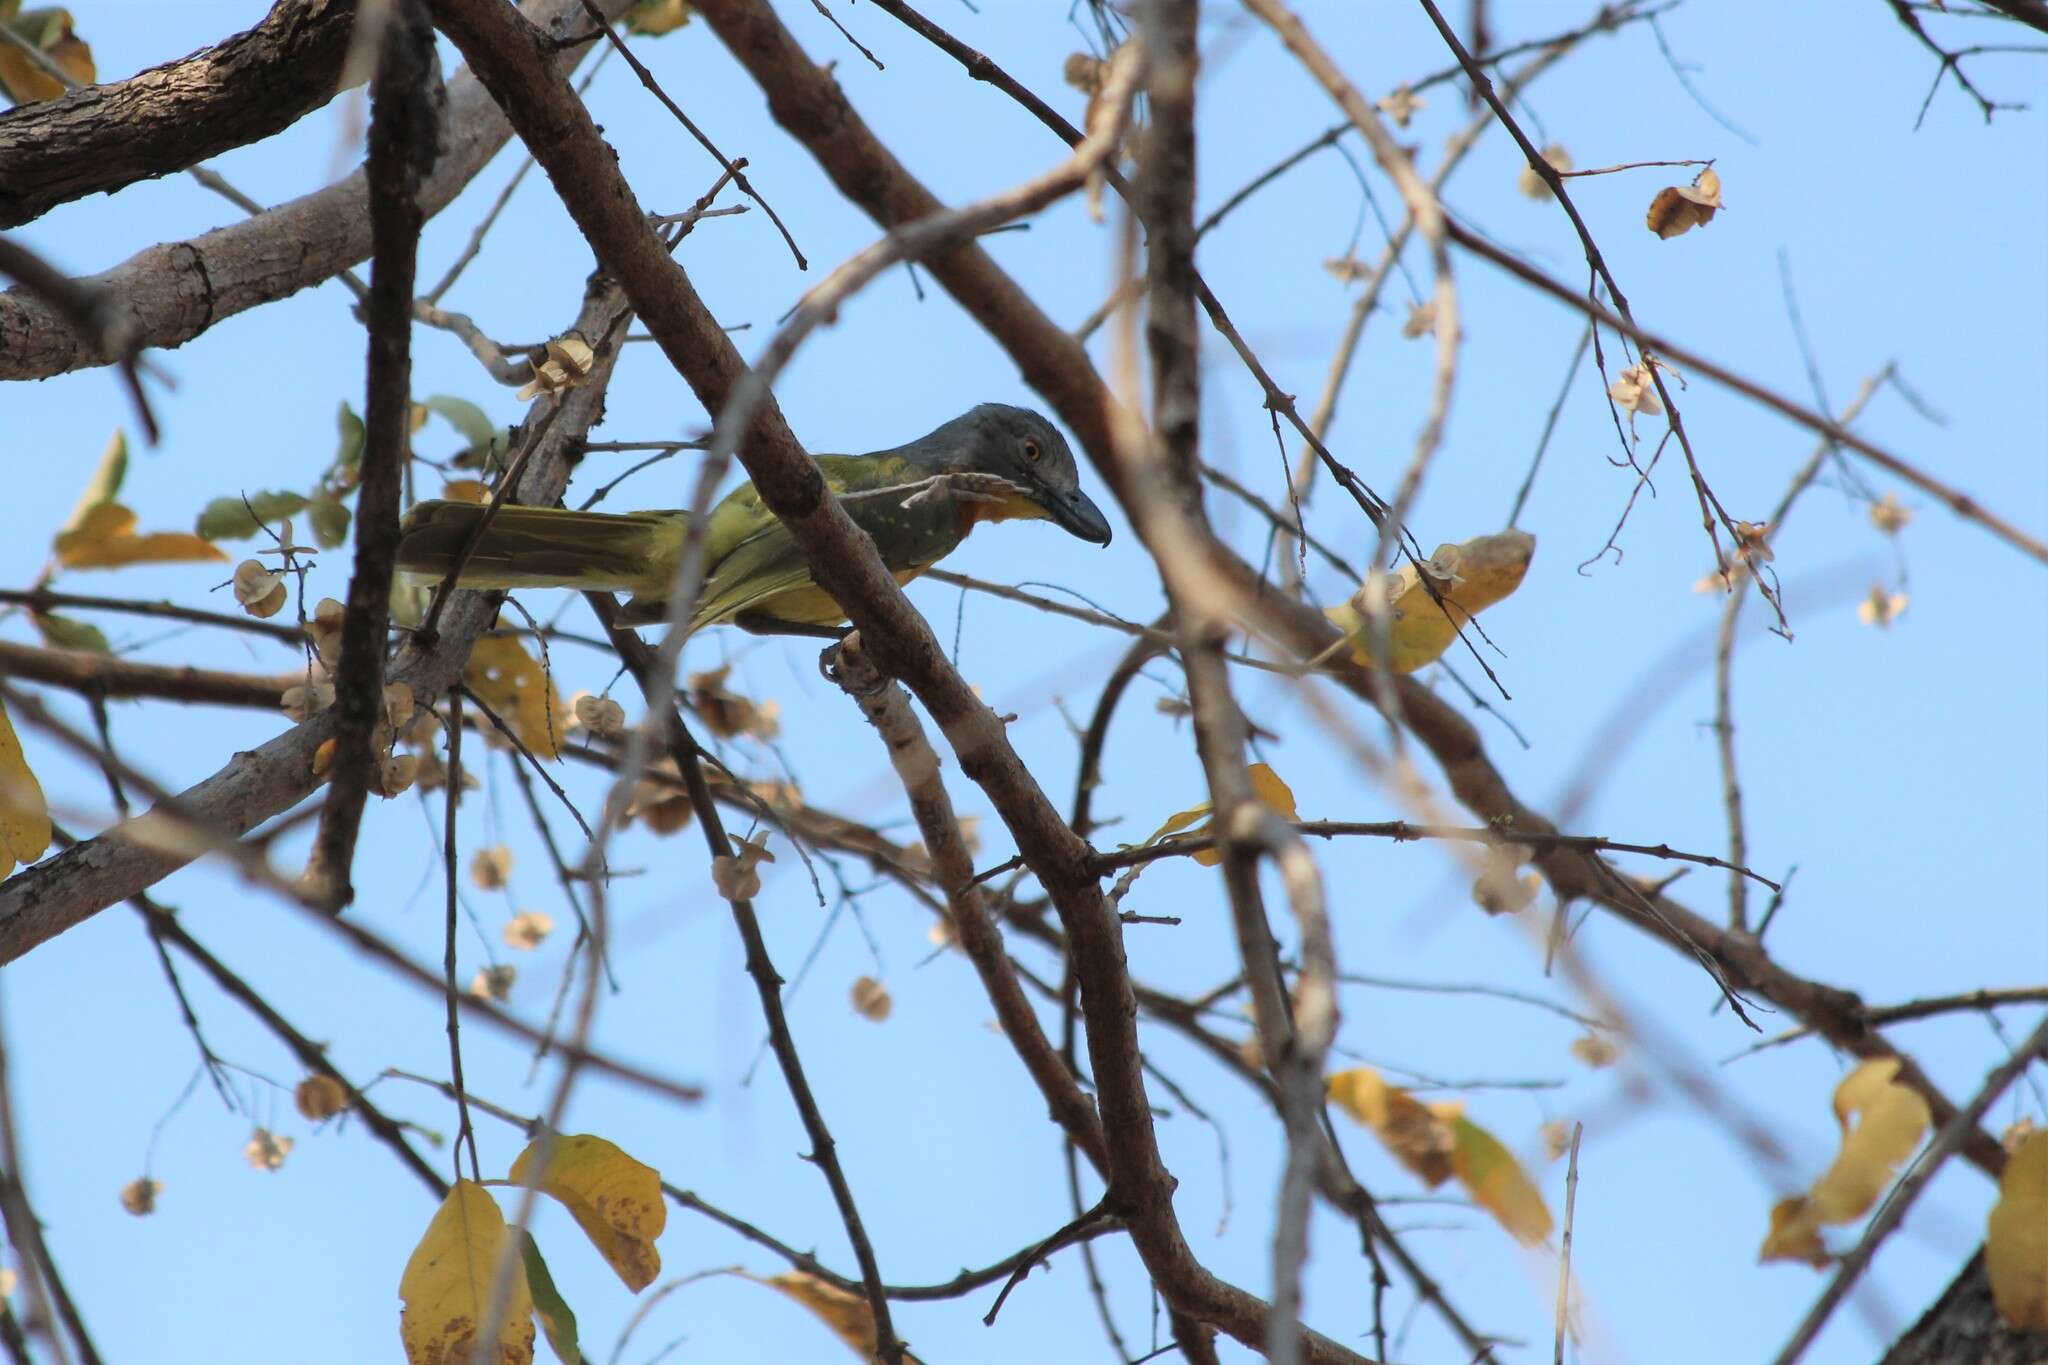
395;501;673;595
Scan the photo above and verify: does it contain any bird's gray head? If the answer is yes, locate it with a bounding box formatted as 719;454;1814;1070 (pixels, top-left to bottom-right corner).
909;403;1113;546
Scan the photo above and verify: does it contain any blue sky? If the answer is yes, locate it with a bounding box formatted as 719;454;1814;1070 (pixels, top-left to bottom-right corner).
3;2;2044;1362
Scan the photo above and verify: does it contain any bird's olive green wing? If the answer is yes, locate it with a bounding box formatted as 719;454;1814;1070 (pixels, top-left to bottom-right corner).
669;454;970;634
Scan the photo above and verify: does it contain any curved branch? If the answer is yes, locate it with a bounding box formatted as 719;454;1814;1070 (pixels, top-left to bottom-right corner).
0;0;627;381
0;0;359;229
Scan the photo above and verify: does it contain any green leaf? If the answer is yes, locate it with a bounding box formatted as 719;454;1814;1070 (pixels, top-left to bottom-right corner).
422;396;498;454
33;613;107;654
62;429;127;534
196;491;309;541
518;1232;583;1365
308;499;351;549
336;402;365;469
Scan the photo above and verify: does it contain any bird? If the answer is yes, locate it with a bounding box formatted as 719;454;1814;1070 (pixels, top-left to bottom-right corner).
395;403;1113;637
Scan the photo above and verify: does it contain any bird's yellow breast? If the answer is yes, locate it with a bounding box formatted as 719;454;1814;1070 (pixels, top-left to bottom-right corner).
956;489;1051;533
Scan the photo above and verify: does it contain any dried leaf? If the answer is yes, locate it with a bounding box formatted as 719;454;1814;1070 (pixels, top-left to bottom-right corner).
307;596;347;669
712;831;774;901
233;560;287;618
281;683;335;724
119;1177;161;1217
399;1180;534;1365
1517;143;1572;199
295;1075;350;1121
503;910;555;951
1857;586;1909;628
470;964;517;1001
850;976;892;1022
1869;494;1912;535
1608;363;1664;418
509;1134;666;1292
687;666;779;740
1401;301;1437;339
1062;52;1103;95
471;845;514;891
1328;1068;1456;1186
377;752;419;798
516;336;597;402
571;692;626;739
1377;84;1424;128
1569;1033;1620;1069
627;780;694;835
244;1127;294;1172
384;681;416;731
1472;849;1539;915
1645;166;1723;239
1987;1130;2048;1329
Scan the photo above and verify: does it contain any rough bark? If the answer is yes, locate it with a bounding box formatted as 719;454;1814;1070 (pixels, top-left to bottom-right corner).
0;0;628;380
0;0;359;228
1881;1250;2048;1365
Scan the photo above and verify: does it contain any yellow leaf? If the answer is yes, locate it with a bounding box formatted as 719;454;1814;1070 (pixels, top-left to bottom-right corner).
1759;1195;1830;1267
441;479;491;504
509;1134;665;1293
399;1180;534;1365
0;7;95;103
1142;763;1297;866
1323;530;1535;674
1447;1113;1553;1245
62;429;126;534
1808;1058;1931;1223
624;0;693;35
464;636;565;760
1988;1130;2048;1329
53;502;227;570
0;697;52;880
760;1272;926;1363
1327;1068;1455;1187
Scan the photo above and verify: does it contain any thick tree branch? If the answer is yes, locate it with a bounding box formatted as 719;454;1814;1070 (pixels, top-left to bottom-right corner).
0;0;359;228
306;0;438;910
0;640;297;709
0;0;630;381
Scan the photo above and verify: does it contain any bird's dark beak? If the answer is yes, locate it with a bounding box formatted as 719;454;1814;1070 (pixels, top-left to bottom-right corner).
1041;487;1113;546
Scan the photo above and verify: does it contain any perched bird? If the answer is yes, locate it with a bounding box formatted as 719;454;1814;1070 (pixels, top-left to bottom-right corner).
395;403;1112;636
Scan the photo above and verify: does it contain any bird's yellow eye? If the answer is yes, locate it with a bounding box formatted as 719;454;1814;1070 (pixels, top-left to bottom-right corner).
1023;440;1041;462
